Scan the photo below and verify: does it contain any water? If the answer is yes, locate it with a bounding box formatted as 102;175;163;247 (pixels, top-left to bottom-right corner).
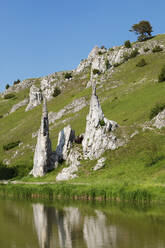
0;198;165;248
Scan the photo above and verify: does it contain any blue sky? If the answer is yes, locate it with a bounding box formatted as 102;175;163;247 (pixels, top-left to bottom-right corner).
0;0;164;92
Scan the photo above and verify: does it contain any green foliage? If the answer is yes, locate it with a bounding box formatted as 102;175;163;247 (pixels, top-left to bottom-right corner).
101;45;106;49
124;40;131;48
113;62;121;67
13;79;21;85
3;141;20;151
93;69;100;75
53;87;61;97
143;47;150;52
5;84;10;90
130;48;139;58
4;93;16;99
130;20;153;41
158;65;165;82
149;102;165;120
64;72;72;79
136;59;147;67
105;59;110;70
0;162;16;180
99;119;105;126
109;48;114;52
152;46;163;53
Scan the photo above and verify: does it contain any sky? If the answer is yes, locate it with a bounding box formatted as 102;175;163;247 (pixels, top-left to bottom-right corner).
0;0;164;92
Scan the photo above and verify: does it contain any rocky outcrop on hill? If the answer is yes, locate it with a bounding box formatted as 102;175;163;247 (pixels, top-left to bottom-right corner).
76;40;164;74
9;98;28;113
152;109;165;129
25;85;43;111
93;157;106;171
31;98;52;177
82;82;122;159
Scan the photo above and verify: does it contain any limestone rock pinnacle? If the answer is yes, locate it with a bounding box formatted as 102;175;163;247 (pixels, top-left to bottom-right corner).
31;98;52;177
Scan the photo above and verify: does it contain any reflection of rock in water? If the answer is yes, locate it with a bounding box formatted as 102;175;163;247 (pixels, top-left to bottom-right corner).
83;210;116;248
33;204;116;248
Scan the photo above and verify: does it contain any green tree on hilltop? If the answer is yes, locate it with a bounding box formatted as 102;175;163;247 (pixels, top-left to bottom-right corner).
130;20;153;41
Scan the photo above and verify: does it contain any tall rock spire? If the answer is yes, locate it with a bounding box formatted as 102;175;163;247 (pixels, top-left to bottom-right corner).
31;97;52;177
82;85;119;159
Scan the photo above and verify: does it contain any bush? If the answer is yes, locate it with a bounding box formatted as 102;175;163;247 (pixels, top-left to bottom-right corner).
123;52;130;61
149;102;165;120
0;162;16;180
99;119;105;126
143;47;150;52
53;87;61;97
152;46;163;53
136;59;147;67
4;93;16;99
3;141;20;151
5;84;10;89
109;48;114;52
13;79;21;85
130;48;139;58
98;51;104;55
158;66;165;82
105;59;110;69
75;135;84;144
124;40;131;48
64;72;72;79
93;69;100;75
101;45;106;49
113;62;122;67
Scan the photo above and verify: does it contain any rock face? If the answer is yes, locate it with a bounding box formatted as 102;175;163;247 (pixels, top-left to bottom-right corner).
55;125;75;161
93;157;106;171
31;98;52;177
82;83;120;160
25;85;43;111
48;97;87;124
56;147;82;181
152;109;165;129
10;98;28;113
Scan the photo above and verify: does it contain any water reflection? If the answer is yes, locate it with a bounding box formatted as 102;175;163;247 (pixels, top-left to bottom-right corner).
32;202;165;248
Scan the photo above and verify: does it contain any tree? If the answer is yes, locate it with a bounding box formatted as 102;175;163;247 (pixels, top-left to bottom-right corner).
5;84;10;89
130;20;153;41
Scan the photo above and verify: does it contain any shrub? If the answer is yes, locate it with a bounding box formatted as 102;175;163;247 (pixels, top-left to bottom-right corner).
136;59;147;67
0;115;3;119
101;45;106;49
105;59;110;70
124;40;131;48
93;69;100;75
4;93;16;99
98;51;104;55
13;79;21;85
3;141;20;151
64;72;72;79
109;48;114;52
143;47;150;52
0;162;16;180
113;62;121;67
158;66;165;82
130;48;139;58
149;102;165;120
5;84;10;89
53;87;61;97
75;135;84;144
99;119;105;126
152;46;163;53
123;52;130;61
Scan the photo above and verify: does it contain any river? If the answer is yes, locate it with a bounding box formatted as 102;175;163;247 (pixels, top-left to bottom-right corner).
0;198;165;248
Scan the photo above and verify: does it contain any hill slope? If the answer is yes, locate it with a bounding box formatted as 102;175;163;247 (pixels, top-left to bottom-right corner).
1;34;165;191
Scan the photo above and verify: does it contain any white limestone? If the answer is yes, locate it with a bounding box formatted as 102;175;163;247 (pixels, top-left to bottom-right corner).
25;85;43;111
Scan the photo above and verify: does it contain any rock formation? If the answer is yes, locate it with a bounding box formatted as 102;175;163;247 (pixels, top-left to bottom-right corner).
93;157;106;171
31;98;52;177
10;98;28;113
25;85;43;111
55;125;75;161
152;109;165;129
82;82;120;160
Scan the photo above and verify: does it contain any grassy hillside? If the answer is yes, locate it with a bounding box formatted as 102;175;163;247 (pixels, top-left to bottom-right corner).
1;34;165;199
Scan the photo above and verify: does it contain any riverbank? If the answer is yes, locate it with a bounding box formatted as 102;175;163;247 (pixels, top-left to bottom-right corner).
0;182;165;203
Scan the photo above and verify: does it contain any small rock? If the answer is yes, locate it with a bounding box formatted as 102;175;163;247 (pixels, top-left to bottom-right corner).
93;157;106;171
25;85;43;112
